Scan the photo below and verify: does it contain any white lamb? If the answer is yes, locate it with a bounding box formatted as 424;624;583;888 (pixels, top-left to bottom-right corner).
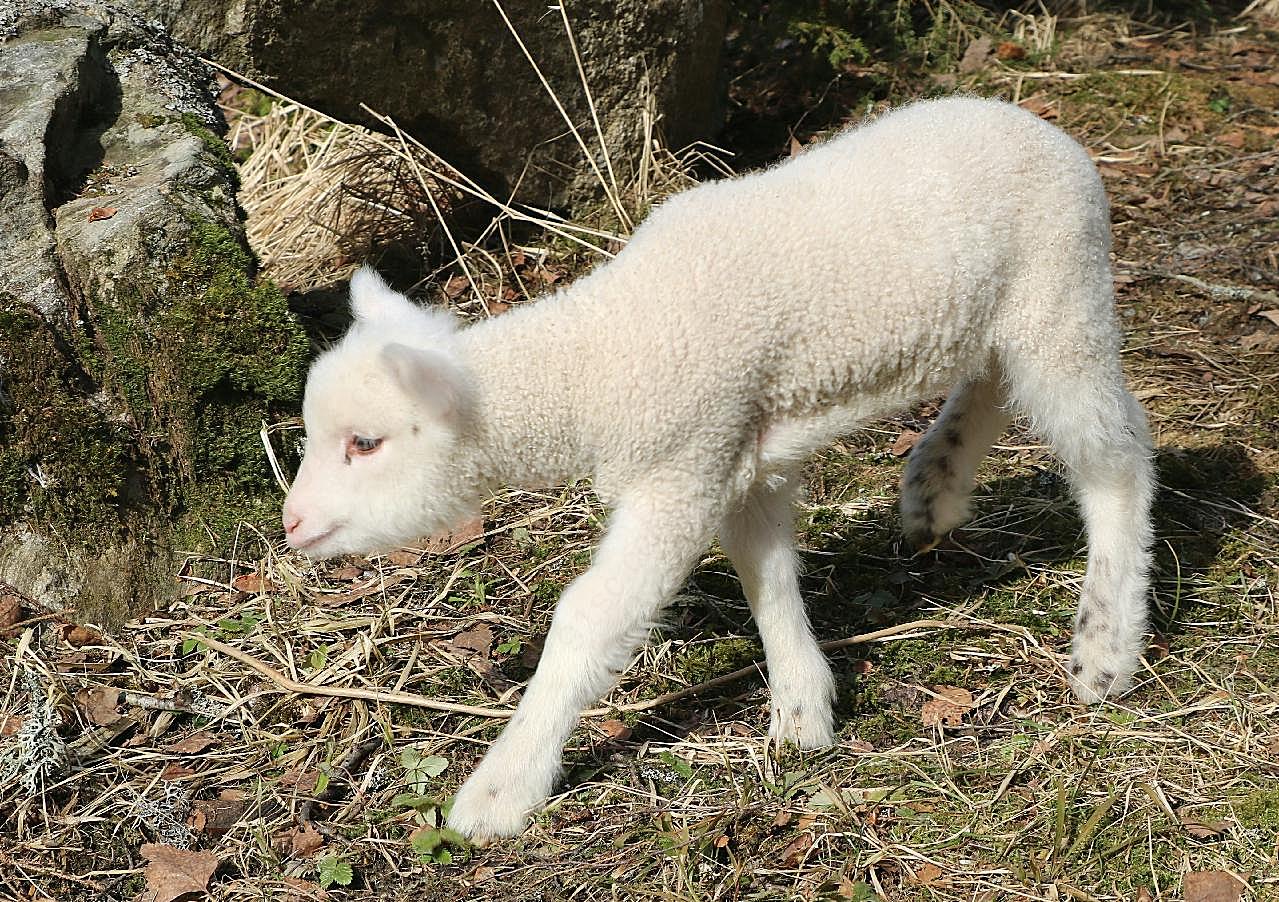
281;96;1155;841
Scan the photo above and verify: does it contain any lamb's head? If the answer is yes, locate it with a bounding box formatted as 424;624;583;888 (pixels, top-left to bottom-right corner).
282;268;480;558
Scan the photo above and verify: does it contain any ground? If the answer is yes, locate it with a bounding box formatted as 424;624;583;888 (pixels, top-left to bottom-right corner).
1;4;1277;901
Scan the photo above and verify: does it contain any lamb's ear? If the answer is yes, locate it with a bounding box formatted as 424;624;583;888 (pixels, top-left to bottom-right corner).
350;266;414;322
380;343;472;424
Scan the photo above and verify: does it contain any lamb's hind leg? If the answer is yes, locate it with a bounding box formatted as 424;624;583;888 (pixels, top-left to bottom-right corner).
1003;352;1155;702
901;373;1013;550
720;469;836;748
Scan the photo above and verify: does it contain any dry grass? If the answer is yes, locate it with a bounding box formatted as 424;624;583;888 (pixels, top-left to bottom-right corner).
2;6;1278;902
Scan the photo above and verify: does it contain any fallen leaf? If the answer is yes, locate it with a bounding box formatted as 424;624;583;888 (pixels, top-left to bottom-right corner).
422;515;485;554
279;766;320;794
779;830;814;867
0;715;22;736
140;843;220;902
1184;870;1246;902
1177;811;1233;838
189;795;246;837
846;738;874;753
327;565;364;581
598;719;633;740
231;572;279;594
446;623;493;661
161;762;196;781
485;298;512;315
920;686;973;728
1018;95;1059;119
773;810;793;829
0;593;20;630
914;862;944;884
276;823;325;858
890;429;922;457
789;134;804;157
1256;309;1279;327
75;686;121;726
167;731;216;755
325;574;406;606
469;865;496;882
88;206;118;222
1136;888;1154;902
282;877;328;899
62;624;103;647
959;36;993;73
443;275;469;298
995;41;1026;60
385;549;421;567
1218;130;1247;149
1149;632;1171;661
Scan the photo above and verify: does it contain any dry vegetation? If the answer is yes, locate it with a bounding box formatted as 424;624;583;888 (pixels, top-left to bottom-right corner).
2;3;1278;901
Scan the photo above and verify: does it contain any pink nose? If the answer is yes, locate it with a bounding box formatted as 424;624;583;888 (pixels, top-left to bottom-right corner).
282;506;303;536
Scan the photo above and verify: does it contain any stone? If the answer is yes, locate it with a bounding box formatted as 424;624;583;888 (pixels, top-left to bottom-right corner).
0;1;308;624
123;0;728;212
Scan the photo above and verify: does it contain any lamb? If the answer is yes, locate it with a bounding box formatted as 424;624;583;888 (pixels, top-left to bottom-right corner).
281;96;1155;842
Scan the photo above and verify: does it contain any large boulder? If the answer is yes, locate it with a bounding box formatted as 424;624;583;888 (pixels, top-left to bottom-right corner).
125;0;728;212
0;1;309;624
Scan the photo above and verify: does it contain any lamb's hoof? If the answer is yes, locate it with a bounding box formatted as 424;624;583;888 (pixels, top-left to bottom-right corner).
1067;650;1135;704
910;535;940;556
446;773;539;842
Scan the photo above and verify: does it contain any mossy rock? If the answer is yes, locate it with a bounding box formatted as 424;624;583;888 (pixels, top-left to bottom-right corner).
0;3;309;625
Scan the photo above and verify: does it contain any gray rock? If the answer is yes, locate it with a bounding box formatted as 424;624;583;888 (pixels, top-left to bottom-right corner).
0;1;308;624
123;0;728;211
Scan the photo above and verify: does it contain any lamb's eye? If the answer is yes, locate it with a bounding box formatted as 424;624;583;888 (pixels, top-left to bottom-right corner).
349;435;383;455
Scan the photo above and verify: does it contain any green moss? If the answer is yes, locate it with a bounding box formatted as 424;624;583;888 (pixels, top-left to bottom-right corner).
1237;787;1279;832
93;218;309;548
179;111;240;190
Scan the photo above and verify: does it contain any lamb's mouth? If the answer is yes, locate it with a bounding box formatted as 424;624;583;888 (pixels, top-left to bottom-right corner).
292;525;341;554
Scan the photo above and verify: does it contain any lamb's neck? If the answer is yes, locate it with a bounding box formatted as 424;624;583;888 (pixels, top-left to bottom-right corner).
455;291;595;493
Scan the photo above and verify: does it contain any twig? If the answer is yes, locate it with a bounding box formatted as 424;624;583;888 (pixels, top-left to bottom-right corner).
190;619;981;722
189;633;516;718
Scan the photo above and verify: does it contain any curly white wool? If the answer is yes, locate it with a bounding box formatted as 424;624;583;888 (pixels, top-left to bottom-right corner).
282;96;1155;841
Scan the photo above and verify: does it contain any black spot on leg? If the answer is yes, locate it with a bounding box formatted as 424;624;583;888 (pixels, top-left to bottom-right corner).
1077;610;1092;630
935;455;954;478
791;705;804;720
1071;661;1084;676
344;454;351;466
1097;670;1115;687
944;427;963;447
412;424;421;435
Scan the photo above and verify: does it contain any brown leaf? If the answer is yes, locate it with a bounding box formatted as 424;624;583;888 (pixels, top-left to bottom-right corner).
188;796;246;837
140;843;220;902
167;731;216;755
1135;888;1154;902
385;549;421;567
62;624;102;647
1256;309;1279;327
598;719;632;741
231;572;279;594
161;762;196;781
75;686;121;726
327;565;364;581
1149;632;1171;661
0;593;20;630
995;41;1026;60
0;715;22;736
325;574;405;606
914;862;944;884
958;36;993;73
920;686;973;727
890;429;922;457
789;134;804;157
1218;130;1247;149
1184;870;1246;902
779;830;814;867
282;877;328;899
87;206;118;222
279;766;320;794
1178;816;1232;838
773;810;793;829
1019;96;1058;120
446;623;493;661
422;515;485;554
276;823;325;858
443;274;469;298
485;298;513;316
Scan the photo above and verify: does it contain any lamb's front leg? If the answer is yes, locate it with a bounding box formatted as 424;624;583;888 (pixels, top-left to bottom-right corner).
447;497;713;841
